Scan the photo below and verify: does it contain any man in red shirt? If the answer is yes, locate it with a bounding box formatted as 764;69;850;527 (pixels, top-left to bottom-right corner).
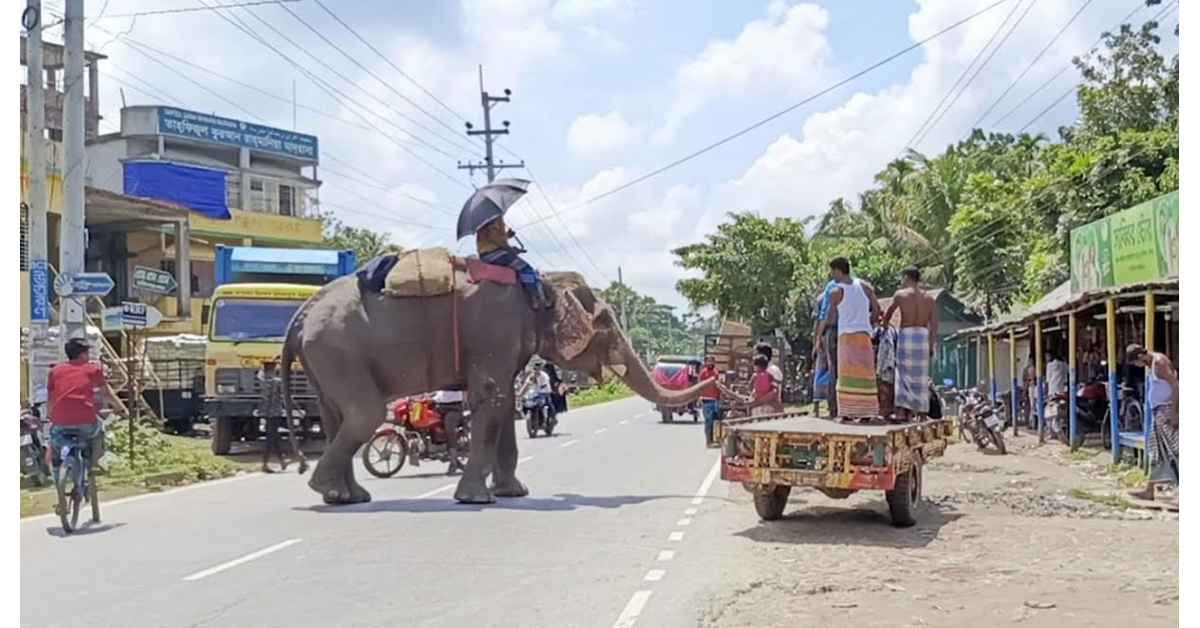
698;356;721;447
47;339;107;475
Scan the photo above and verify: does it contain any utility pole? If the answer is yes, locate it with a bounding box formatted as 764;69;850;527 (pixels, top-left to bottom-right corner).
61;0;87;340
24;0;50;402
457;66;524;183
617;267;627;330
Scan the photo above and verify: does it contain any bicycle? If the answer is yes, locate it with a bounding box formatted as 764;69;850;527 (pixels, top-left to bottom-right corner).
55;431;100;533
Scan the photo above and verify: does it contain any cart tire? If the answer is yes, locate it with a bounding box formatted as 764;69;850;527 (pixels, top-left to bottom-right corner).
661;409;672;423
753;485;791;521
886;463;922;528
211;417;233;455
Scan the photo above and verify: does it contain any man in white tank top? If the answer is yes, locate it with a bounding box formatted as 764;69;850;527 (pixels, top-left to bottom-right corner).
1126;344;1178;501
814;257;882;420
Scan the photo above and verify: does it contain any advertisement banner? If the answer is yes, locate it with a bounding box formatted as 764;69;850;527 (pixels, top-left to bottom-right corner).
1069;191;1178;294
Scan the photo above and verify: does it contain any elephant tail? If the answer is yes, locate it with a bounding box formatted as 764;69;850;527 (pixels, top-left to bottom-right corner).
281;315;309;475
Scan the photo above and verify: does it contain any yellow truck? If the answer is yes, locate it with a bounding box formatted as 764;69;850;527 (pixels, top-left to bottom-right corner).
204;283;322;455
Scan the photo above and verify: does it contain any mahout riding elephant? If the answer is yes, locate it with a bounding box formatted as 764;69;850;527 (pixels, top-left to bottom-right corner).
281;267;707;505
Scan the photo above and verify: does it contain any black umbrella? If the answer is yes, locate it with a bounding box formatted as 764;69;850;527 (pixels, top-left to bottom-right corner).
456;178;532;240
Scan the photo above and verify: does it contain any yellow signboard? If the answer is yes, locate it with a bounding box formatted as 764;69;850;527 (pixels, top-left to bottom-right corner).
190;208;323;244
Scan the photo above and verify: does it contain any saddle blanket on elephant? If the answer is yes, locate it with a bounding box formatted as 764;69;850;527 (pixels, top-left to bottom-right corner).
382;248;457;297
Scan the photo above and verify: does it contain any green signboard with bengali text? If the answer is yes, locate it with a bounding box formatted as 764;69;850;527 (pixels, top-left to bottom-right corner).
1070;191;1178;294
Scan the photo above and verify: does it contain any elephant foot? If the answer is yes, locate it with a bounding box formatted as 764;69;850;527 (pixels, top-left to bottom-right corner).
454;477;495;504
491;477;529;498
345;478;372;504
309;475;355;505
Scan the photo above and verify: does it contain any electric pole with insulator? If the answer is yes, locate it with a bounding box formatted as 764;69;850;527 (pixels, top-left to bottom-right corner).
458;66;524;184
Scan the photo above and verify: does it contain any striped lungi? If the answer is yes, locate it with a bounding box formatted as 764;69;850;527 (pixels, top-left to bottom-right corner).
836;331;879;418
894;327;930;413
1149;403;1179;484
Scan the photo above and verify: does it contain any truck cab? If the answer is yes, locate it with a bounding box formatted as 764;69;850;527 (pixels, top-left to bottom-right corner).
203;245;356;455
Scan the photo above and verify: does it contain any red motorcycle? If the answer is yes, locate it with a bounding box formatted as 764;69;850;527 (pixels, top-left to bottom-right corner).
362;396;470;478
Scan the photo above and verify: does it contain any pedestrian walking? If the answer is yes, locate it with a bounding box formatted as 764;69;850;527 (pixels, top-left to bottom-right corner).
255;360;306;474
1126;345;1179;502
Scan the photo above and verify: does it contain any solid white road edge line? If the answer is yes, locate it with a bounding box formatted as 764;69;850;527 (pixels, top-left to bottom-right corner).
684;507;698;516
691;457;721;505
612;590;653;628
668;531;685;542
677;518;692;527
416;484;457;499
656;550;675;561
644;569;666;582
183;539;301;581
560;439;579;448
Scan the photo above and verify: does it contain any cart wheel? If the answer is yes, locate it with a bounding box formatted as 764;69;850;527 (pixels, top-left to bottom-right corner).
886;463;922;527
753;485;791;521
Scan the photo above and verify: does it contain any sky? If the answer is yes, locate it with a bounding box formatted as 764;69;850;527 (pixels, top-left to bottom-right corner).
37;0;1179;309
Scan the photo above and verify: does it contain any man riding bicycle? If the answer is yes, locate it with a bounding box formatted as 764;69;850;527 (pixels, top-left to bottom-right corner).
47;339;107;480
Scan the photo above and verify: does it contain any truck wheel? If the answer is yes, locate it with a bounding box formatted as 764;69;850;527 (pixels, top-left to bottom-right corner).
661;409;673;423
212;417;233;455
753;485;791;521
886;463;922;528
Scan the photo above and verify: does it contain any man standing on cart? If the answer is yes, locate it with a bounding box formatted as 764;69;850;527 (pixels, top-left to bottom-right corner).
882;266;937;422
815;257;882;421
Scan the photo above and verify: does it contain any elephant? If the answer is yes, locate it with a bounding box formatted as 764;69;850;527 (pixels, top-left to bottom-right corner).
280;266;709;505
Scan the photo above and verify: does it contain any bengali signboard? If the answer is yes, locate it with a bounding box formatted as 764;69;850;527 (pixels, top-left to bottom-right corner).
157;106;318;160
1070;191;1178;294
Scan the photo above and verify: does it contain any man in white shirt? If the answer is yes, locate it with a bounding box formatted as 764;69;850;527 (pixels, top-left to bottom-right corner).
431;389;467;476
1046;353;1068;396
756;343;784;386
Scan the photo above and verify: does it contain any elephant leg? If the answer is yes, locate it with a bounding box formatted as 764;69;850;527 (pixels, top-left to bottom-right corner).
309;391;382;505
455;375;507;504
491;409;527;498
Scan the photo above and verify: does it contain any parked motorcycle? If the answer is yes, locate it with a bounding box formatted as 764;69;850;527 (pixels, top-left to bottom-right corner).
1048;378;1141;449
362;396;471;478
20;405;51;487
523;389;557;438
959;389;1007;454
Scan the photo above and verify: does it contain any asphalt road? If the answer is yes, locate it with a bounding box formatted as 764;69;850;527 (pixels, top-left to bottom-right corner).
20;397;723;628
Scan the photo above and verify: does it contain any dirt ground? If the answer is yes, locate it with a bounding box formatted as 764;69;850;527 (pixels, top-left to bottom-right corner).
696;432;1179;628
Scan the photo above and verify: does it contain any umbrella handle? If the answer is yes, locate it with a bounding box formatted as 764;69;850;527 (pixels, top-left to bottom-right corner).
511;232;528;254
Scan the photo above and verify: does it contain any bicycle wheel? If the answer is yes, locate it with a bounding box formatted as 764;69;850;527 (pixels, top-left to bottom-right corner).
56;454;81;533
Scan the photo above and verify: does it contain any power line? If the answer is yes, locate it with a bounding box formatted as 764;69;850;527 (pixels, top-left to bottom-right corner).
912;0;1037;149
273;1;479;155
1018;83;1076;131
967;0;1099;133
516;0;1012;229
526;167;612;283
100;0;325;19
991;2;1147;127
903;0;1028;153
312;0;478;137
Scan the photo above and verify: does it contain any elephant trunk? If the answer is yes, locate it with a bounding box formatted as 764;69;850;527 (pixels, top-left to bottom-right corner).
611;333;708;407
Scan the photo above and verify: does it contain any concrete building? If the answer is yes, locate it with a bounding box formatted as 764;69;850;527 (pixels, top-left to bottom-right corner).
85;105;325;332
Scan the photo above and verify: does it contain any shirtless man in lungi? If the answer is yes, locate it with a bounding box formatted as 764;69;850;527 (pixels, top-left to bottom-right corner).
883;266;937;422
815;257;882;421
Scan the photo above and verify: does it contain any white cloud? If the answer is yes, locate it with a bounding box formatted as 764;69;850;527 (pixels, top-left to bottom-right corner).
567;111;638;158
552;0;637;24
658;1;834;141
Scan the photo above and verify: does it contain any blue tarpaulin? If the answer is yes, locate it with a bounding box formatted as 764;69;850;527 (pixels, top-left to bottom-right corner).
123;161;230;219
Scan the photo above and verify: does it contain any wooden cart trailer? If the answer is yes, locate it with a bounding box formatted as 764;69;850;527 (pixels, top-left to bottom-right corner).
721;413;954;527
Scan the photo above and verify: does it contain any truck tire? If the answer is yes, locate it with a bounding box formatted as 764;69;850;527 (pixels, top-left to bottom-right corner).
753;485;791;521
886;463;922;528
212;417;233;455
661;409;673;423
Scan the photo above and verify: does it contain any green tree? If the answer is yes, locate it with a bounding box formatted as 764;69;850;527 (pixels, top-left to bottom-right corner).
321;214;403;264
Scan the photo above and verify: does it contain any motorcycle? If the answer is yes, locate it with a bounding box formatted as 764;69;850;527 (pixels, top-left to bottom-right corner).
1048;378;1141;448
20;405;51;487
959;389;1007;454
362;396;471;478
523;389;557;438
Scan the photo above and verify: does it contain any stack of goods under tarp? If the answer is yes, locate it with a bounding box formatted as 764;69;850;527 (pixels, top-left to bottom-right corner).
139;334;207;389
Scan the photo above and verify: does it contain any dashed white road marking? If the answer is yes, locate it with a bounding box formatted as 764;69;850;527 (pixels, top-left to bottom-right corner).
644;569;666;582
612;590;653;628
594;427;608;435
677;518;692;527
415;484;456;499
183;539;301;581
560;439;579;448
691;457;721;505
684;507;698;516
518;455;535;463
619;419;630;425
668;531;685;542
656;550;675;562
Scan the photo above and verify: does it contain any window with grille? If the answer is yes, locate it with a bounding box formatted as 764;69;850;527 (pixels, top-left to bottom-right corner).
249;178;267;212
225;173;242;210
279;184;295;216
20;203;29;271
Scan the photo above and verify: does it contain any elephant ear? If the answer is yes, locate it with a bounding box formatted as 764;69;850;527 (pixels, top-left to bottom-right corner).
552;290;595;361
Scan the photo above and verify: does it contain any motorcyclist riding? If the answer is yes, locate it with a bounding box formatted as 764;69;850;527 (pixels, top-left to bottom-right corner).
431;389;467;476
518;360;555;421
